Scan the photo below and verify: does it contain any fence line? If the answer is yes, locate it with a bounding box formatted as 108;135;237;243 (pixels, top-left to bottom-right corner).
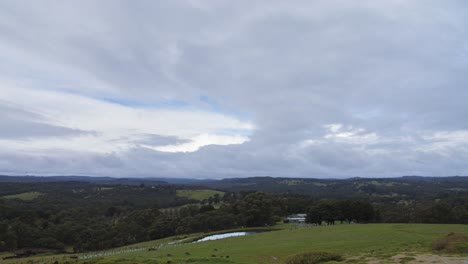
78;238;187;260
79;244;160;260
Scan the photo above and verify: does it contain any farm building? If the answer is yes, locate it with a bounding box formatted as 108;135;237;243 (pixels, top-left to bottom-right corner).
285;213;306;223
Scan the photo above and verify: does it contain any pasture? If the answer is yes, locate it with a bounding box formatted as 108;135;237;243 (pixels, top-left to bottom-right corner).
2;191;43;201
4;224;468;264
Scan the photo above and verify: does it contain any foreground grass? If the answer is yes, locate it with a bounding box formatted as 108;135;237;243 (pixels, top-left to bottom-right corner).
3;224;468;264
176;189;225;201
2;191;43;201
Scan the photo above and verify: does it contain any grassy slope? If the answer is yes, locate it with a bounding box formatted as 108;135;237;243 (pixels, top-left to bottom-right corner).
5;224;467;264
2;191;43;200
176;189;225;201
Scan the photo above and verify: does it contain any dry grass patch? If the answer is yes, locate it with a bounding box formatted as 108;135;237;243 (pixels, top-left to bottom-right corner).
285;251;343;264
432;232;468;254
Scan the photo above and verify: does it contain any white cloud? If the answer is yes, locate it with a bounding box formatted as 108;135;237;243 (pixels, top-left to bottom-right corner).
143;134;249;153
0;85;254;154
323;123;379;145
323;123;342;133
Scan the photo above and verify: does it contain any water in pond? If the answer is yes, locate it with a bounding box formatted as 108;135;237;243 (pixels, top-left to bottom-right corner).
194;231;256;242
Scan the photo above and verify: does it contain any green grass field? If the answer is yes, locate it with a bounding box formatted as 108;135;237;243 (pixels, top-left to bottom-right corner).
2;191;43;201
176;189;225;201
4;224;467;264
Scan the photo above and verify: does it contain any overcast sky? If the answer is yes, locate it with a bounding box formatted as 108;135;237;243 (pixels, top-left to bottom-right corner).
1;0;468;178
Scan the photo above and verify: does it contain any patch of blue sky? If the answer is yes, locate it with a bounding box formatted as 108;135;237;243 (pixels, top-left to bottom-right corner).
43;86;113;100
53;89;253;122
101;96;189;109
43;86;188;109
199;95;253;121
199;95;221;111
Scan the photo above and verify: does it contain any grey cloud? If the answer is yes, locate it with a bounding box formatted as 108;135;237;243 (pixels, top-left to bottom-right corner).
0;103;91;139
133;134;190;146
0;119;90;139
1;1;468;177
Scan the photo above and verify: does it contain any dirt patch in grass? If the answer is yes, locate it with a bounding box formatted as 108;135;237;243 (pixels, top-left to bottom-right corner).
351;253;467;264
409;254;467;264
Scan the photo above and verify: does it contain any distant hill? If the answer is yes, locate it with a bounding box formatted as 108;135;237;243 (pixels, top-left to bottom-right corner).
1;175;467;199
0;175;216;185
0;175;167;185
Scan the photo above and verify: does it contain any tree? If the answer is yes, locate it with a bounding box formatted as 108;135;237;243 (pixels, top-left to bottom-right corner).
199;204;215;213
350;201;375;223
306;205;323;225
213;194;221;204
0;222;17;251
237;192;275;227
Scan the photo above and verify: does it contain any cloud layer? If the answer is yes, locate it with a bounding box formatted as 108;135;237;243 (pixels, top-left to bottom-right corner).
1;0;468;178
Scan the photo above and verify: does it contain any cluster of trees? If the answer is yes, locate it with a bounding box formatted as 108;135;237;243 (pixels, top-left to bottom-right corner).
306;200;375;225
0;189;281;252
377;192;468;224
0;183;190;252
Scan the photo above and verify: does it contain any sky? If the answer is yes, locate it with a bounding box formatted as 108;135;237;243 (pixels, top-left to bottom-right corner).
1;0;468;178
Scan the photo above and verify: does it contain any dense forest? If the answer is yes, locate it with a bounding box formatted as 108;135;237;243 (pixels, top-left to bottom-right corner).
0;176;467;254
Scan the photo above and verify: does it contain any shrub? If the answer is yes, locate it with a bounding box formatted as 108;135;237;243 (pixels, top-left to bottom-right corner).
285;251;343;264
432;233;468;253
